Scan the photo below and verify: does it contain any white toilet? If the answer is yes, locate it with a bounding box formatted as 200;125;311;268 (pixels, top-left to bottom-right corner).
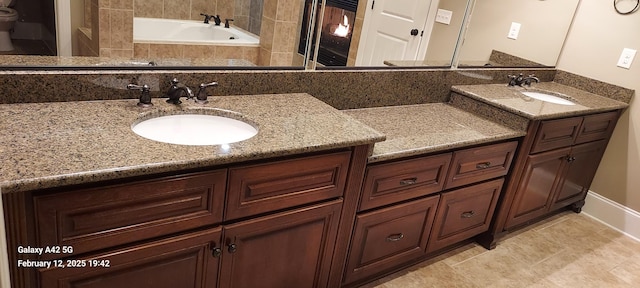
0;0;18;51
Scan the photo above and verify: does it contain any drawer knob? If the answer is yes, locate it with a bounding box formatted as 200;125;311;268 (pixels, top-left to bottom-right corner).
399;178;418;185
461;211;475;218
566;156;576;162
476;162;492;169
386;233;405;242
228;243;238;253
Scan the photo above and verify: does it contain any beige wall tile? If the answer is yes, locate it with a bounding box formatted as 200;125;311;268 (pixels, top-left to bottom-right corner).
133;43;150;58
242;47;260;64
110;49;134;58
217;0;235;20
99;48;112;57
263;0;277;20
98;9;111;48
99;0;110;8
260;18;275;51
134;0;163;18
164;1;190;20
110;0;133;9
216;46;244;59
183;45;218;59
272;21;296;53
276;0;300;22
191;0;216;21
110;10;134;49
258;47;271;66
149;44;183;58
270;52;293;66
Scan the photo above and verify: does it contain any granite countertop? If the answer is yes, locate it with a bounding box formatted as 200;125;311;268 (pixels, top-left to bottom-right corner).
342;103;526;163
0;93;385;194
451;82;629;120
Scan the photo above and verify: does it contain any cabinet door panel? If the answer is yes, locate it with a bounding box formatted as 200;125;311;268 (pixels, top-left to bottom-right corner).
219;201;342;288
344;195;439;284
427;179;503;253
505;148;570;229
552;140;607;210
227;152;350;220
39;228;221;288
34;170;226;259
359;153;450;211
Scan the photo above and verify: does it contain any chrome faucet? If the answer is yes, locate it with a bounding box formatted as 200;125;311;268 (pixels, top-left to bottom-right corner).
165;78;194;104
507;73;540;87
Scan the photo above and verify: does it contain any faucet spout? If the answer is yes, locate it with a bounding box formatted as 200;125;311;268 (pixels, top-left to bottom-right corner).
165;78;194;104
507;73;540;87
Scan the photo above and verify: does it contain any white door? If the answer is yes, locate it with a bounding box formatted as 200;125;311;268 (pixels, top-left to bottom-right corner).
356;0;434;66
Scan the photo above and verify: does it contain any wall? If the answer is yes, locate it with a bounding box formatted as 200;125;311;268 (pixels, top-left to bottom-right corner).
133;0;234;22
459;0;579;66
423;0;467;65
556;1;640;211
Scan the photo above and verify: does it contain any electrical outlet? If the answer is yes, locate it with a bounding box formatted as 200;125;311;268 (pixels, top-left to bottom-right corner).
616;48;636;69
507;22;521;40
435;9;453;25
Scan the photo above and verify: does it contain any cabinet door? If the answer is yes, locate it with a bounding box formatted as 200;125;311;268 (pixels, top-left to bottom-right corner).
344;195;439;284
218;201;342;288
39;228;222;288
551;140;607;210
505;148;570;229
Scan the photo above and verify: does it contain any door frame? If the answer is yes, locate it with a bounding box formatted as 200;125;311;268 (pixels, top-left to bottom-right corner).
55;0;72;56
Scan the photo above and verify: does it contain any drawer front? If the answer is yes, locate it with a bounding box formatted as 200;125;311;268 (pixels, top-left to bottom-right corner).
33;170;227;259
344;195;439;284
427;179;503;253
531;117;583;153
575;111;618;144
444;141;517;190
226;151;351;220
359;153;451;211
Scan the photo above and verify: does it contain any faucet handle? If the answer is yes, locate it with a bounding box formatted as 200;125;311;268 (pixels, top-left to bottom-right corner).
195;81;218;104
224;19;234;28
127;84;153;107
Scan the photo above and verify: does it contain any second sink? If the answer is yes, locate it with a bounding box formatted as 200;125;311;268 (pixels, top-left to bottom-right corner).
132;113;258;146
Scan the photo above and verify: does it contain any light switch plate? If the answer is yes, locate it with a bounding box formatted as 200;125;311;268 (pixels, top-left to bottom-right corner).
617;48;636;69
507;22;521;40
435;9;453;25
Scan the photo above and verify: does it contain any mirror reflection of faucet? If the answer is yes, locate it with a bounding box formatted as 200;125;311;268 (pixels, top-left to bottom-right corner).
200;13;221;25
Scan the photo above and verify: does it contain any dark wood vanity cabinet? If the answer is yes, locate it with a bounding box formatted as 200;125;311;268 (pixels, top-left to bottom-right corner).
493;110;619;236
342;141;517;286
6;149;361;288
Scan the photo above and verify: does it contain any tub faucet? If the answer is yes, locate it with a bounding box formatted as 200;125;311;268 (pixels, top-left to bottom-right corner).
224;18;234;28
212;15;222;26
165;78;194;105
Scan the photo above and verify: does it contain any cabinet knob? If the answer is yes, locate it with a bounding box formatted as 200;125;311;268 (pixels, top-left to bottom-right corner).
386;233;404;242
212;247;222;258
476;162;491;169
399;178;418;186
461;211;475;218
228;243;237;253
566;156;576;162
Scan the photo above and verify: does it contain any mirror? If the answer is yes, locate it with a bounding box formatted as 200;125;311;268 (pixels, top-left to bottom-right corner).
0;0;317;68
456;0;581;68
0;0;580;70
316;0;581;69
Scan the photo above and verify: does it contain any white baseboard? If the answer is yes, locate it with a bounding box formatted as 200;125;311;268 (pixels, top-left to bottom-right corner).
582;191;640;242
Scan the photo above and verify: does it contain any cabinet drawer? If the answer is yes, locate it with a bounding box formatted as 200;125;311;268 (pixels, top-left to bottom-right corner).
531;117;583;153
33;170;226;259
226;151;351;220
359;153;451;211
427;179;503;253
344;195;439;284
444;142;517;190
575;111;618;144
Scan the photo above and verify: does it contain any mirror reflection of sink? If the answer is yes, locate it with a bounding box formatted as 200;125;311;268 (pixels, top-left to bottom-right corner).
520;91;576;106
132;114;258;146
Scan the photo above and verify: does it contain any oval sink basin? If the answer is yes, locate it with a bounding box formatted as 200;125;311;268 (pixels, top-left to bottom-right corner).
521;91;575;106
132;114;258;145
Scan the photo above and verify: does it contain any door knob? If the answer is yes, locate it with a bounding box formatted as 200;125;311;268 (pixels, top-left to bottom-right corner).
410;29;419;36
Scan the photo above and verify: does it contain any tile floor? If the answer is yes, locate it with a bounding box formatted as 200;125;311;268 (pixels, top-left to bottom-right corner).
360;211;640;288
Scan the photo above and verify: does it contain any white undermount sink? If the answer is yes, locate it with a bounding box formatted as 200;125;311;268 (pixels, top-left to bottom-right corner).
521;91;576;106
132;114;258;146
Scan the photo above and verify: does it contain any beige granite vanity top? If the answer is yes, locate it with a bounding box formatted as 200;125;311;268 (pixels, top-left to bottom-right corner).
452;82;629;120
0;93;385;194
342;104;525;163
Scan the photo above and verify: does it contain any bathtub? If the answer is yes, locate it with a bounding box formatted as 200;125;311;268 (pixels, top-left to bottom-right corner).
133;17;259;46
